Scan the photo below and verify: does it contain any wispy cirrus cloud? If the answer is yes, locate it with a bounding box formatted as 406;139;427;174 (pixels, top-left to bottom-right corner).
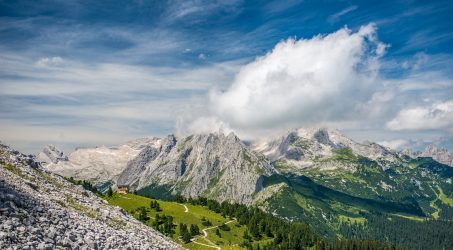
328;5;358;24
0;51;244;153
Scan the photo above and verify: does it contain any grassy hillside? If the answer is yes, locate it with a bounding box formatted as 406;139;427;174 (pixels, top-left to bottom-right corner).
105;193;272;249
256;156;453;249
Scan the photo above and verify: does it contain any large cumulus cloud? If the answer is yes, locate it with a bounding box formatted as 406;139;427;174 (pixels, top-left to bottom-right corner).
192;24;386;133
386;101;453;132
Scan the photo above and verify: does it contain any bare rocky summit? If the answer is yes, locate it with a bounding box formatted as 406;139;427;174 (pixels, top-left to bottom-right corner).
40;132;275;205
0;144;180;250
36;145;68;164
252;128;398;172
421;144;453;167
402;144;453;167
41;137;162;187
118;133;276;205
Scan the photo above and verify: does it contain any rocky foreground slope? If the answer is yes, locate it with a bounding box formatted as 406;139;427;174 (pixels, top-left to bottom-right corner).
0;144;180;250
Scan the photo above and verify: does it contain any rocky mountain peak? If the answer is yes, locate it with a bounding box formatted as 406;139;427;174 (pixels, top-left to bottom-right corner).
424;144;447;154
39;138;154;186
253;127;399;170
36;144;68;164
116;131;274;204
399;144;453;167
226;131;241;142
421;144;453;167
162;134;177;153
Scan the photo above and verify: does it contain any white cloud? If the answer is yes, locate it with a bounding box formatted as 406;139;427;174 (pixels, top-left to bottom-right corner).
378;139;409;150
196;24;386;133
0;52;245;153
182;116;233;135
163;0;243;23
328;5;358;23
401;52;428;70
3;19;453;153
198;53;207;60
386;101;453;131
36;56;64;67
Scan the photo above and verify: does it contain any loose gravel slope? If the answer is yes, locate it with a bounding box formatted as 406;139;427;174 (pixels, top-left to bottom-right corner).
0;143;181;250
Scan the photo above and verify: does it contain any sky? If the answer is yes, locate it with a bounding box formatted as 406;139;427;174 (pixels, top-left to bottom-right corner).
0;0;452;154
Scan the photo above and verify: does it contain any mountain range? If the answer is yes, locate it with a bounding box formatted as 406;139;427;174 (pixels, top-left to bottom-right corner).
36;128;453;240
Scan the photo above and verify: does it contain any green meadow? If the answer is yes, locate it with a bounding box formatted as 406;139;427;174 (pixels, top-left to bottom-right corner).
106;193;270;249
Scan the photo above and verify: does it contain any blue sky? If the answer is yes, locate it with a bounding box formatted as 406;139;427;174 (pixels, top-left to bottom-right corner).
0;0;452;153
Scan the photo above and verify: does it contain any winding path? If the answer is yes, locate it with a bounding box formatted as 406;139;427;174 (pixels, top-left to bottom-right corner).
191;219;236;249
191;239;221;250
178;203;235;249
179;203;188;213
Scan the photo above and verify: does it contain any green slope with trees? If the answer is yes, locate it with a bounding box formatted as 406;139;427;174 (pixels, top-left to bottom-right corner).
256;155;453;249
105;193;402;250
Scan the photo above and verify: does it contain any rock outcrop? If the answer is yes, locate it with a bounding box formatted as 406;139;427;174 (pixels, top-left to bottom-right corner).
118;132;275;205
252;127;399;171
40;137;162;187
403;144;453;167
36;145;68;164
0;144;180;250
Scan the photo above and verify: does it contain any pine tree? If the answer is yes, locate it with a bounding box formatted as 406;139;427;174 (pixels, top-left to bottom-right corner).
190;224;200;236
107;187;113;197
243;229;250;240
155;213;160;222
179;223;191;243
155;202;161;212
138;206;147;221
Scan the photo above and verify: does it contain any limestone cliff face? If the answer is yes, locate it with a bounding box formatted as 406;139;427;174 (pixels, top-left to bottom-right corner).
118;133;275;205
420;145;453;167
36;145;68;164
41;137;161;186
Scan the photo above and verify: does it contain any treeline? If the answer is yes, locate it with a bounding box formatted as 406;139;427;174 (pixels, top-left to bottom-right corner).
182;196;319;248
153;214;175;237
438;201;453;219
66;177;101;195
130;200;175;237
339;214;453;250
175;196;402;250
179;223;200;243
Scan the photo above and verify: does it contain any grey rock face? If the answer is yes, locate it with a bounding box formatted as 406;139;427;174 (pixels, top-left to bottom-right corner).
36;145;68;164
0;144;180;250
406;144;453;167
121;133;275;205
313;129;335;147
253;127;399;171
39;137;162;187
117;145;160;187
37;133;275;205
